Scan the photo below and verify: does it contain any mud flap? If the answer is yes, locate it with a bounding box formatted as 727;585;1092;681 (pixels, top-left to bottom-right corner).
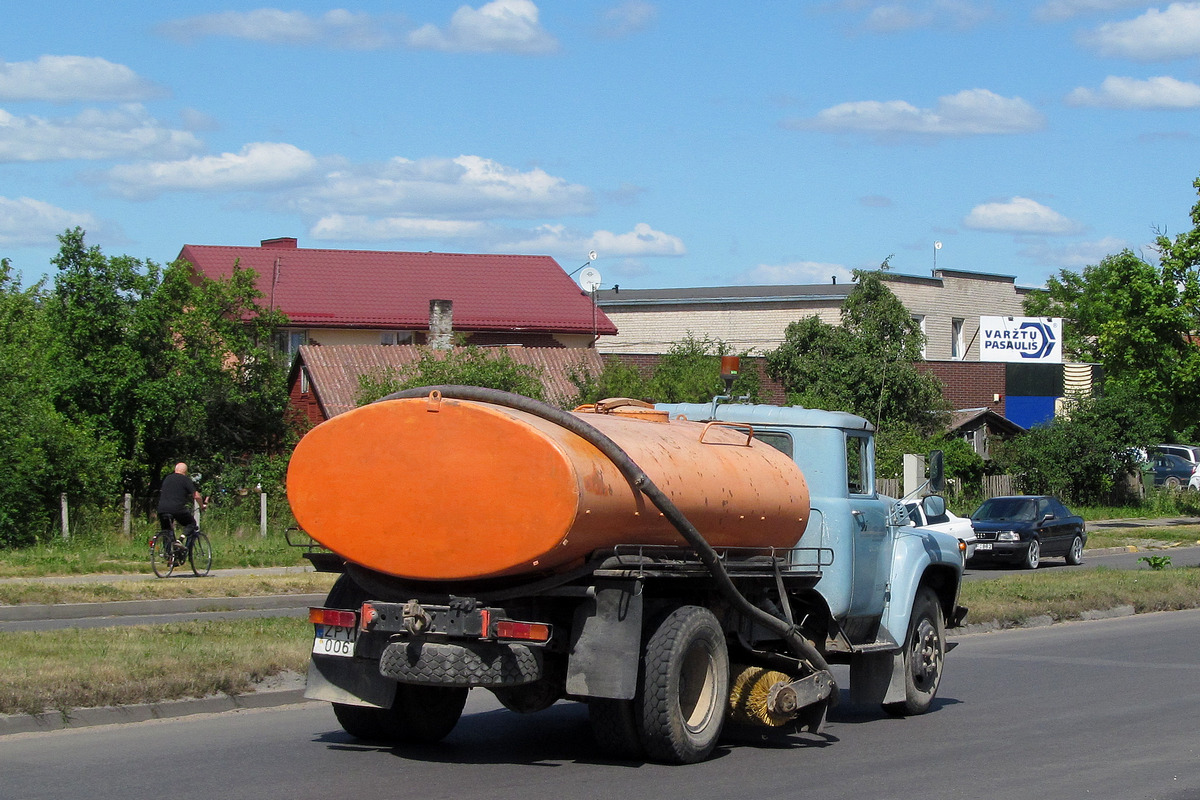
848;650;906;706
305;655;397;709
566;583;643;700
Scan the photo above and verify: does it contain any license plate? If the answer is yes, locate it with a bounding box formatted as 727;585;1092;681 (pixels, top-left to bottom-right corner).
975;543;993;551
312;624;357;658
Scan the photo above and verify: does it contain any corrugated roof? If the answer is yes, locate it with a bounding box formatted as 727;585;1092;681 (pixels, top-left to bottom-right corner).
294;344;605;418
178;241;617;335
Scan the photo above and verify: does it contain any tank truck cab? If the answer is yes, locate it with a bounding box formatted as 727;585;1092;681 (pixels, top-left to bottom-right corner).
656;393;967;712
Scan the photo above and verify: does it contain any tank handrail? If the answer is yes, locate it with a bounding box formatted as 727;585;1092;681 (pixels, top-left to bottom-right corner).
698;421;755;446
380;385;835;678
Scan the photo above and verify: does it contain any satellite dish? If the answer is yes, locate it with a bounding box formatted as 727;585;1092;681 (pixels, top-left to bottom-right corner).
588;250;598;262
579;267;602;292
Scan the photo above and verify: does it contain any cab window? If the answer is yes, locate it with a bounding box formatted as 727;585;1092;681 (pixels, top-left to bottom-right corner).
846;434;871;495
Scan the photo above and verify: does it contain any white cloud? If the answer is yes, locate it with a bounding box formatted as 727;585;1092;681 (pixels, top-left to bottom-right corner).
0;56;165;102
1067;75;1200;108
308;217;685;259
104;142;320;198
832;1;993;32
1081;3;1200;60
598;2;658;37
1034;0;1148;22
408;0;558;54
0;196;100;247
0;105;201;162
735;261;854;285
790;89;1044;138
297;155;593;219
157;9;400;49
963;197;1084;235
309;215;486;240
1019;236;1129;267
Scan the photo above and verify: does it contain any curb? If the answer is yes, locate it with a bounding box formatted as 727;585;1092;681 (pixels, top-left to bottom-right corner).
0;594;326;622
0;678;315;737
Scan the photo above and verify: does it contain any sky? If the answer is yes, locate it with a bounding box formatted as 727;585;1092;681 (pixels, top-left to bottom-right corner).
2;1;1200;292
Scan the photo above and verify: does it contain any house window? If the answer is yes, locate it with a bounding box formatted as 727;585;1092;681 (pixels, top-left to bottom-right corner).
380;330;414;345
912;315;927;358
275;329;307;357
951;318;965;360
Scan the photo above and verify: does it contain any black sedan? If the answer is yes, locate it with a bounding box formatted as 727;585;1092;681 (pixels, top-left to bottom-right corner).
1148;452;1196;489
968;495;1086;570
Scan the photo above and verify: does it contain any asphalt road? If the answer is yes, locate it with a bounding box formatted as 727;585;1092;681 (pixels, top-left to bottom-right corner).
963;543;1200;580
3;608;1198;800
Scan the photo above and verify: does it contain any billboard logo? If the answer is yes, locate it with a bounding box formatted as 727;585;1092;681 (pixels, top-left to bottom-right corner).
979;317;1062;363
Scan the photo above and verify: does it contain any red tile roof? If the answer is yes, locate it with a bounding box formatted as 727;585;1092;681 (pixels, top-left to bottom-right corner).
291;344;605;418
176;239;616;335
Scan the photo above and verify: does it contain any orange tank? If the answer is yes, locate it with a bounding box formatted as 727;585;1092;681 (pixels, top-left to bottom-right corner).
286;394;811;581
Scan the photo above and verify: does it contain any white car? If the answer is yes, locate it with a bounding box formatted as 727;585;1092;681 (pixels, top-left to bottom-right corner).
904;495;977;560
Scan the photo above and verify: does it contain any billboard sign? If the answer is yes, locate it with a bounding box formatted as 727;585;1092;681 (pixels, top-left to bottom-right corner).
979;316;1062;363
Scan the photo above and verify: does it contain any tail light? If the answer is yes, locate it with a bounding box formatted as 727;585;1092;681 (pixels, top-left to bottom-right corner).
494;620;551;642
309;607;356;628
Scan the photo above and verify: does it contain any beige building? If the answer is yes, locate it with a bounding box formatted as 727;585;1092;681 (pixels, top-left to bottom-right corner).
594;268;1033;360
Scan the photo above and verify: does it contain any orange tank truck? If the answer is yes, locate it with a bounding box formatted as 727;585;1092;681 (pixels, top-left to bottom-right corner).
287;392;811;581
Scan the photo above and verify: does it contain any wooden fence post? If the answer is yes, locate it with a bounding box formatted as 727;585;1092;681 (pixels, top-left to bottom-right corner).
60;493;69;540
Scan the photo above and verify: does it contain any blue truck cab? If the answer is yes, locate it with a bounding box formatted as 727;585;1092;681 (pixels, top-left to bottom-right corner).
656;401;967;707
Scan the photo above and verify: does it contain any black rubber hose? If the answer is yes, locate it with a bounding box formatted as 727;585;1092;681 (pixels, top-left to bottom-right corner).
381;385;833;675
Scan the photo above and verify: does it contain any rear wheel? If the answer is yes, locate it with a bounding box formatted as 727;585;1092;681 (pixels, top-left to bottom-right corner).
1023;539;1041;570
637;605;729;764
589;698;644;759
333;685;468;744
150;533;174;578
1065;535;1084;566
884;587;945;716
189;532;212;576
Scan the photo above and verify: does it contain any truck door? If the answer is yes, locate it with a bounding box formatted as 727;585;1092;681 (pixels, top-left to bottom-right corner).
845;431;894;640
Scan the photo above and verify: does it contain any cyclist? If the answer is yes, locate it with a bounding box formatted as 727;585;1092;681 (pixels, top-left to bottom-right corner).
157;462;206;553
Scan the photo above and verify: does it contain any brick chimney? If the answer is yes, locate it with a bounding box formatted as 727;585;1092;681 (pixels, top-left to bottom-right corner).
429;299;453;350
261;237;298;249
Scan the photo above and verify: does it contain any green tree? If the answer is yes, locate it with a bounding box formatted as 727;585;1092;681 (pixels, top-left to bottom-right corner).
765;270;947;431
991;383;1165;505
1023;175;1200;438
356;345;549;405
44;229;291;503
573;334;760;406
0;259;119;545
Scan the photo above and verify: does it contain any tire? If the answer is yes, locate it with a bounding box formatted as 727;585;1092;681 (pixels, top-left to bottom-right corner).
333;685;468;744
637;606;729;764
1065;535;1084;566
1023;538;1041;570
150;532;175;578
1166;476;1181;490
883;587;945;716
189;532;213;576
589;698;644;759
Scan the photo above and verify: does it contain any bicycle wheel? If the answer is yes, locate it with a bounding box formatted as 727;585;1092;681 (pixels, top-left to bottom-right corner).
150;532;175;578
189;532;213;577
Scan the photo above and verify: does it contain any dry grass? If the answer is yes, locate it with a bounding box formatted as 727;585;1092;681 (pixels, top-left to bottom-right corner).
0;573;337;606
0;617;312;716
1084;523;1200;550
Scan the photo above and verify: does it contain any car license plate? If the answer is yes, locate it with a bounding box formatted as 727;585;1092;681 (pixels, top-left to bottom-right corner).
975;543;993;551
312;624;356;658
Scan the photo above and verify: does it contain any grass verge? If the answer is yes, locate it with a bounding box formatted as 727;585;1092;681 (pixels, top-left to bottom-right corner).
0;573;338;606
958;564;1200;628
0;617;311;716
1084;524;1200;550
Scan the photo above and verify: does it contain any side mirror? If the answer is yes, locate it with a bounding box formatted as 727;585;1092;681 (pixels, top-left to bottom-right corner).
928;450;945;494
921;494;946;518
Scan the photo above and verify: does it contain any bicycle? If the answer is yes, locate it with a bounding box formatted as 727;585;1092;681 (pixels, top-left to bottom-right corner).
150;519;213;578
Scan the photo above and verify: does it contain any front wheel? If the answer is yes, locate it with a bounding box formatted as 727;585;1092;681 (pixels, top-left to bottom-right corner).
1023;538;1041;570
189;532;212;576
884;587;945;716
333;685;468;744
150;533;175;578
637;605;729;764
1065;534;1084;566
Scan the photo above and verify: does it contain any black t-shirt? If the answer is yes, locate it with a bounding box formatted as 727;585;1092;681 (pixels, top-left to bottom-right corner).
158;472;198;514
